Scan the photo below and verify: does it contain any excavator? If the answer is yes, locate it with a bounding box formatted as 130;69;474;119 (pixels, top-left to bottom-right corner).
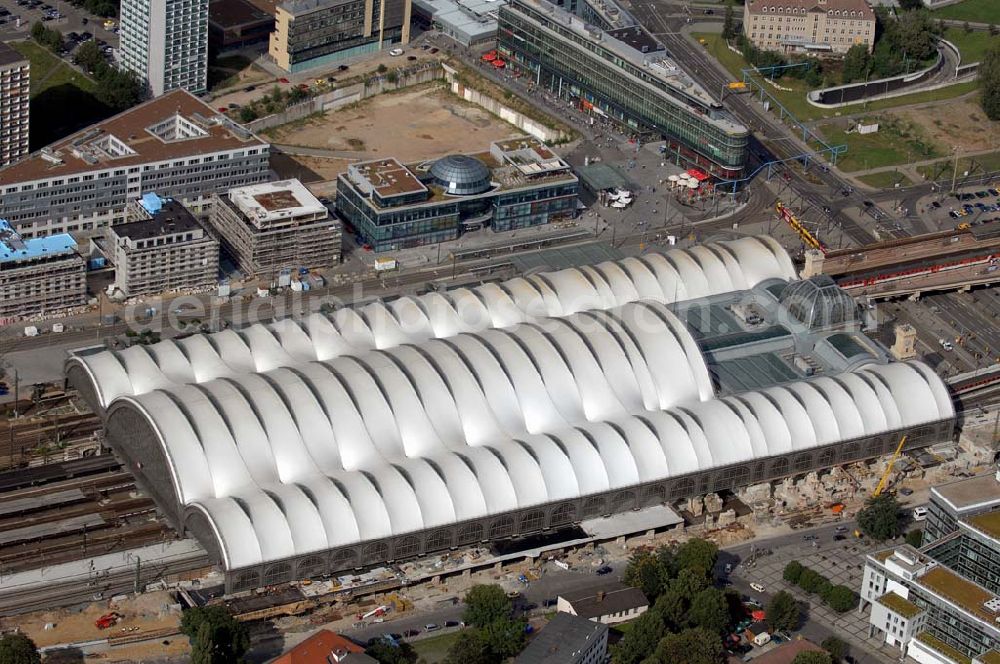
853;435;907;538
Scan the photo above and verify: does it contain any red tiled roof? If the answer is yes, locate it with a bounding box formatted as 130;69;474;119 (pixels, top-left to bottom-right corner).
273;630;364;664
745;640;826;664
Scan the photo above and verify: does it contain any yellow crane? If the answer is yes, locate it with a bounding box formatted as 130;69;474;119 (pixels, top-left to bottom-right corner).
854;435;908;539
873;435;908;498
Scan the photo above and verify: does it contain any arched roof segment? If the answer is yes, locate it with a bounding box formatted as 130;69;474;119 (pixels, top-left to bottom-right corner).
70;236;796;409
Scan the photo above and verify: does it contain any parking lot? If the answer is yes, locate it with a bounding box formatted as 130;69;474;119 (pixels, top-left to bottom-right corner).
923;185;1000;229
0;0;118;53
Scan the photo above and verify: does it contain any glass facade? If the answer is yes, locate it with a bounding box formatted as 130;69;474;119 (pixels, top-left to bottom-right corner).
337;174;578;252
497;0;749;177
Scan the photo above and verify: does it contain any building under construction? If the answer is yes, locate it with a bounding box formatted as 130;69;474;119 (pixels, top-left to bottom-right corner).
107;193;220;297
0;220;86;319
209;179;341;277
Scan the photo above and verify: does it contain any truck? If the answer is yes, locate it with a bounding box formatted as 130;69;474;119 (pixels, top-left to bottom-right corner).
374;256;398;272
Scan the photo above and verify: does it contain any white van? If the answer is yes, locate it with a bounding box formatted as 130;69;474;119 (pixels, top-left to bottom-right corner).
913;507;928;522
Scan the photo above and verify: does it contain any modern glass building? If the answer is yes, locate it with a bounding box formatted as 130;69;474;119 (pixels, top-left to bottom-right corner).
497;0;749;178
861;472;1000;664
335;138;579;251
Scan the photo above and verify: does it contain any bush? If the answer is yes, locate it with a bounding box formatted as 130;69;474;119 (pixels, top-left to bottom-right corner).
822;636;848;663
797;568;824;594
783;560;804;584
825;586;858;613
905;529;924;548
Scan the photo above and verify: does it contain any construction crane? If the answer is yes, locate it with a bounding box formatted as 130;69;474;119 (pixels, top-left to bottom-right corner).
873;435;908;498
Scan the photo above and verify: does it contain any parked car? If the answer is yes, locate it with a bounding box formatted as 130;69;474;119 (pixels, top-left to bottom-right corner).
425;624;441;632
596;565;613;575
749;582;765;593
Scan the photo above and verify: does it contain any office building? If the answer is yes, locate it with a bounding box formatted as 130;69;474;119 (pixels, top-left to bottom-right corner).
335;137;579;252
106;193;219;297
119;0;210;96
497;0;749;178
0;89;269;239
860;470;1000;664
0;42;29;168
0;220;86;319
209;178;341;276
67;238;956;592
516;612;608;664
209;0;276;49
268;0;411;73
411;0;506;47
742;0;876;56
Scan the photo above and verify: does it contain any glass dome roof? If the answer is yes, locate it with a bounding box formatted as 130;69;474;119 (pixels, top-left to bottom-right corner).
779;275;860;330
430;155;492;196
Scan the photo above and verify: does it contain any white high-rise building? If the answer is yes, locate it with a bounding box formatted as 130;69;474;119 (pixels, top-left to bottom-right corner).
0;42;30;166
119;0;209;97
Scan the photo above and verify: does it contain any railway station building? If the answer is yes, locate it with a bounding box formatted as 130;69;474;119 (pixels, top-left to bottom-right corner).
497;0;749;178
335;137;579;252
67;236;956;593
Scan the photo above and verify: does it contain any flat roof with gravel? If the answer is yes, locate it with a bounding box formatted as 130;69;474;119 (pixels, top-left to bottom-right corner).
918;566;997;624
931;473;1000;513
916;632;972;664
965;511;1000;542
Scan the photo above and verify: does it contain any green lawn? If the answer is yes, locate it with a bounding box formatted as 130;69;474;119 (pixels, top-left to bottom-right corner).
10;40;96;97
818;118;944;173
695;33;980;127
943;27;1000;64
411;631;463;663
933;0;1000;24
857;171;916;189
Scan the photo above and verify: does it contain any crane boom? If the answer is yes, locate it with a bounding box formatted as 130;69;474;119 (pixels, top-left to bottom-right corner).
873;435;908;497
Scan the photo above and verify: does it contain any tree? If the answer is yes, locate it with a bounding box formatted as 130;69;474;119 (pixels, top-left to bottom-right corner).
675;539;718;580
463;585;512;628
239;106;259;123
377;63;388;74
610;609;666;664
782;560;804;584
651;588;688;631
444;630;492;664
180;606;249;664
74;39;105;74
688;588;729;635
722;0;736;40
791;652;832;664
825;585;858;613
898;0;923;8
623;549;670;600
905;529;924;548
95;67;144;111
821;636;848;663
857;493;902;541
669;567;710;601
980;41;1000;120
480;616;527;660
648;628;726;664
766;591;799;632
841;44;871;83
0;634;40;664
366;640;418;664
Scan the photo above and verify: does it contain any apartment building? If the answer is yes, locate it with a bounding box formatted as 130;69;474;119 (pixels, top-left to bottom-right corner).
268;0;411;73
860;470;1000;664
498;0;749;178
0;89;269;239
106;193;219;297
0;42;30;167
209;179;341;276
0;220;86;319
743;0;876;56
119;0;209;96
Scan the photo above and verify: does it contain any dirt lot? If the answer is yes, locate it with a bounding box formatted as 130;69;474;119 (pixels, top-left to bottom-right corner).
263;84;522;163
893;98;1000;154
1;590;182;650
